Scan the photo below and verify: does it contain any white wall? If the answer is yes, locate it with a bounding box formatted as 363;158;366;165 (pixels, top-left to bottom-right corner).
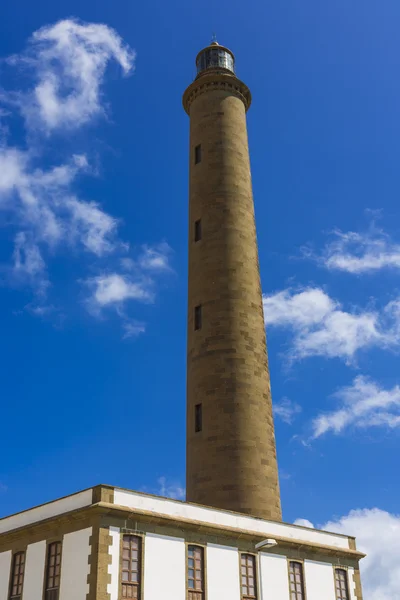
0;490;93;534
24;541;46;600
259;553;290;600
0;551;11;600
347;567;357;600
304;560;336;600
113;489;349;550
143;533;186;600
107;526;121;600
0;520;355;600
59;527;92;600
206;544;240;600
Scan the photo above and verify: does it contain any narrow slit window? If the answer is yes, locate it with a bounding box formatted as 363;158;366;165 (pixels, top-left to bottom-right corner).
121;535;142;599
240;554;257;600
9;552;25;600
195;404;202;432
187;545;205;600
288;561;305;600
194;219;202;242
335;569;349;600
194;305;202;330
45;542;62;600
195;144;202;164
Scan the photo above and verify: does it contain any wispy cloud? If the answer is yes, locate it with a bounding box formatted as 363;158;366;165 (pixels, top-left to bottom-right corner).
122;321;146;339
0;19;170;336
306;223;400;274
263;287;400;363
141;477;186;501
12;231;49;296
293;518;314;528
84;241;172;334
4;19;135;133
273;397;302;424
311;376;400;439
138;243;172;272
279;470;292;481
157;476;185;500
296;508;400;600
86;273;154;311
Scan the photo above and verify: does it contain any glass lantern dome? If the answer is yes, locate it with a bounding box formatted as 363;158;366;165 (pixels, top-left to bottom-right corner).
196;40;235;77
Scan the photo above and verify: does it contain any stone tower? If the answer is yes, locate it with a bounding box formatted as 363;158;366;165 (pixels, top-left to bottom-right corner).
183;40;282;521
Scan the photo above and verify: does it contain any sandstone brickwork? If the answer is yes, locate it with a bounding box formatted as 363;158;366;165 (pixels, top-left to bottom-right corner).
183;53;282;521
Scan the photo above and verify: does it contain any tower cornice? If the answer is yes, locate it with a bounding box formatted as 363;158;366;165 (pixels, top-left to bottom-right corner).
183;72;252;115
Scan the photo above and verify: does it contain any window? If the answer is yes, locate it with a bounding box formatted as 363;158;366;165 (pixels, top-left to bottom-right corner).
187;545;204;600
194;305;202;330
45;542;62;600
195;145;202;164
289;561;305;600
8;552;25;600
121;535;142;599
241;554;257;599
194;219;202;242
195;404;202;432
335;569;349;600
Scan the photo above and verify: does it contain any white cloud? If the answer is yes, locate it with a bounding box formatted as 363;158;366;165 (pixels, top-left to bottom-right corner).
293;518;314;528
12;232;49;295
273;397;302;424
138;243;172;272
0;20;135;280
296;508;400;600
122;321;146;339
0;18;131;272
0;147;26;194
0;21;171;337
65;196;120;256
263;288;335;329
140;477;186;501
87;273;154;309
0;148;120;296
311;376;400;439
312;226;400;274
120;243;173;274
157;477;186;500
263;287;400;362
7;19;135;132
84;241;172;332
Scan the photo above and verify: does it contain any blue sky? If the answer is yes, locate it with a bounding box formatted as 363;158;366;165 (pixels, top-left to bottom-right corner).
1;2;400;598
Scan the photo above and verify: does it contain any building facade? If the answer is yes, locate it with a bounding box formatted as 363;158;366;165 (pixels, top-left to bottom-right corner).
0;485;364;600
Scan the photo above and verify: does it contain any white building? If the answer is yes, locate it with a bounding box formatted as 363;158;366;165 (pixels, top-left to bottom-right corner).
0;484;364;600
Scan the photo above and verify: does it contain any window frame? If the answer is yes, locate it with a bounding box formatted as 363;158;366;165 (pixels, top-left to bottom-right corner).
8;551;26;600
334;567;350;600
120;533;143;600
194;144;202;165
194;219;202;242
195;404;202;433
44;540;63;600
288;560;306;600
194;305;202;331
240;552;258;600
186;543;206;600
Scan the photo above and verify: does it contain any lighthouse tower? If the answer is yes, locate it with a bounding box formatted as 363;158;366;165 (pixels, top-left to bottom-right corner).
183;40;282;521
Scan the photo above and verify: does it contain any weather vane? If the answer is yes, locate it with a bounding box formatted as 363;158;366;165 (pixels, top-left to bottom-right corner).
211;32;218;44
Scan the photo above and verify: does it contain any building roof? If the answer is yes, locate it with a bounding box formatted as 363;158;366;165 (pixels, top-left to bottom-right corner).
0;484;365;560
